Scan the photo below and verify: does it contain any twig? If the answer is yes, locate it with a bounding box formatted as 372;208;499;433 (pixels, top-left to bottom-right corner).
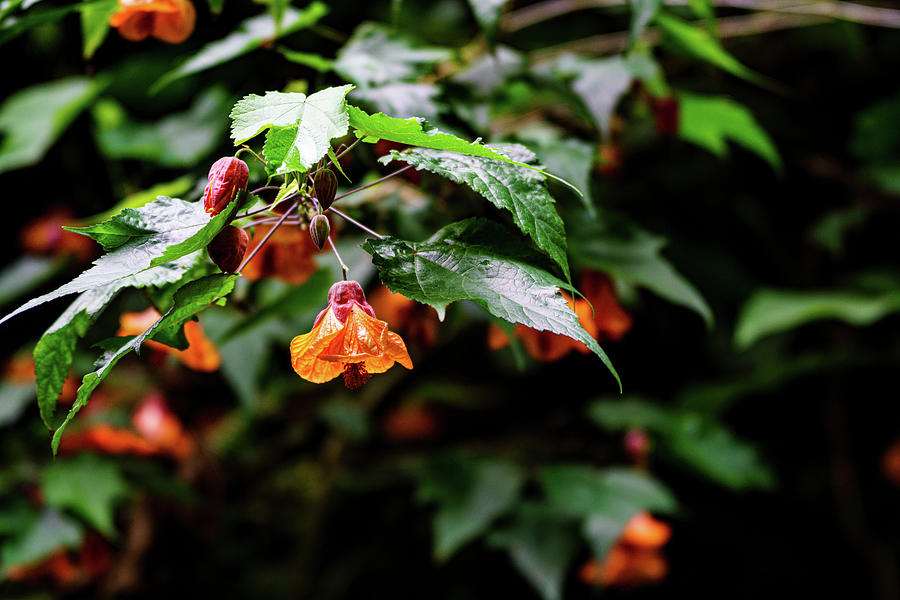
328;238;349;280
501;0;900;31
332;137;362;163
235;202;299;274
235;191;303;219
250;185;282;195
327;207;384;239
333;165;413;202
531;11;830;61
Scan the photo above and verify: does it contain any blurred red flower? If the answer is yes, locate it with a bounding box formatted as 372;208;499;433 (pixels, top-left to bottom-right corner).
117;308;220;372
367;285;439;348
19;208;95;262
579;511;672;588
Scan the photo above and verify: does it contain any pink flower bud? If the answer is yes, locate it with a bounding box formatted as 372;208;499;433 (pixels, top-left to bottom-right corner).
203;157;249;216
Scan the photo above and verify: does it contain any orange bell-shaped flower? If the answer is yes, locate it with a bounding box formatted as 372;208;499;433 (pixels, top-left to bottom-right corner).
109;0;196;44
290;281;413;389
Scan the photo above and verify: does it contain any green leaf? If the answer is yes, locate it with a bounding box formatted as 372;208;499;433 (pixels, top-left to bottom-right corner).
51;274;238;453
517;125;594;214
655;11;764;85
278;47;334;72
488;505;580;600
207;0;225;13
539;465;677;521
687;0;716;31
850;91;900;163
588;399;774;490
382;143;570;280
152;2;329;91
42;455;130;538
0;257;66;309
231;84;354;173
0;384;33;427
678;91;781;171
0;197;222;329
629;0;661;43
334;22;451;87
0;76;106;174
568;213;713;327
552;55;633;140
348;106;578;192
416;453;525;561
93;87;231;168
0;509;83;573
83;175;196;224
467;0;506;41
734;288;900;349
453;45;525;97
364;218;620;389
80;0;118;59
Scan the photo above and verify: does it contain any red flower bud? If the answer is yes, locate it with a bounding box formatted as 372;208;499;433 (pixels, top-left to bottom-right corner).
309;214;331;250
313;168;338;210
652;96;679;137
203;157;249;216
207;225;249;273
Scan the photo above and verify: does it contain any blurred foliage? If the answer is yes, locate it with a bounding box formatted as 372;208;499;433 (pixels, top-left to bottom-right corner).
1;0;900;599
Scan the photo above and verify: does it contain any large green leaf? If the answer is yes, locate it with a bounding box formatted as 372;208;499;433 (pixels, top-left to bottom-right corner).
549;55;636;139
42;455;130;538
568;214;713;327
382;143;570;280
232;85;354;173
678;92;781;171
0;195;238;344
334;22;451;87
364;218;620;388
0;76;106;173
348;107;576;192
51;274;238;453
539;465;677;520
734;288;900;349
655;11;764;84
589;399;774;490
488;505;579;600
415;453;525;561
0;509;83;573
0;384;33;427
152;2;329;91
93;87;231;168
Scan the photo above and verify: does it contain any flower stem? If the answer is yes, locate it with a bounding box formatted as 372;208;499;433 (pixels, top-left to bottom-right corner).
250;185;281;195
333;165;413;203
327;207;384;239
328;238;349;280
236;146;266;167
235;201;299;274
332;138;361;163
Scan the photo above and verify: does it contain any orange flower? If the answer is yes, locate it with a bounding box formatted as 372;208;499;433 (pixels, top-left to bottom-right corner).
117;308;220;372
579;511;671;588
58;424;160;456
290;280;413;389
882;439;900;486
368;284;439;348
19;208;96;262
109;0;196;44
5;532;111;587
132;393;194;459
241;224;321;284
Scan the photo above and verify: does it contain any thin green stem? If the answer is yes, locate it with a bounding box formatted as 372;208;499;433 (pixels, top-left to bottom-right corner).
328;238;349;280
235;202;299;274
327;207;383;239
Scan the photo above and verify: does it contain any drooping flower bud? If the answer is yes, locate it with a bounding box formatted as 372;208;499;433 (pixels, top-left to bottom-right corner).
207;226;249;273
309;214;330;251
313;168;338;210
203;157;249;216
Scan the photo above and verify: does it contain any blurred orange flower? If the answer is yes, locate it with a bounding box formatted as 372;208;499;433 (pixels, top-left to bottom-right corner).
290;281;413;389
241;224;322;284
109;0;196;44
368;285;439;348
882;439;900;486
117;308;220;372
60;393;194;460
5;532;111;587
580;511;671;588
381;403;440;442
487;270;631;362
19;208;95;262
